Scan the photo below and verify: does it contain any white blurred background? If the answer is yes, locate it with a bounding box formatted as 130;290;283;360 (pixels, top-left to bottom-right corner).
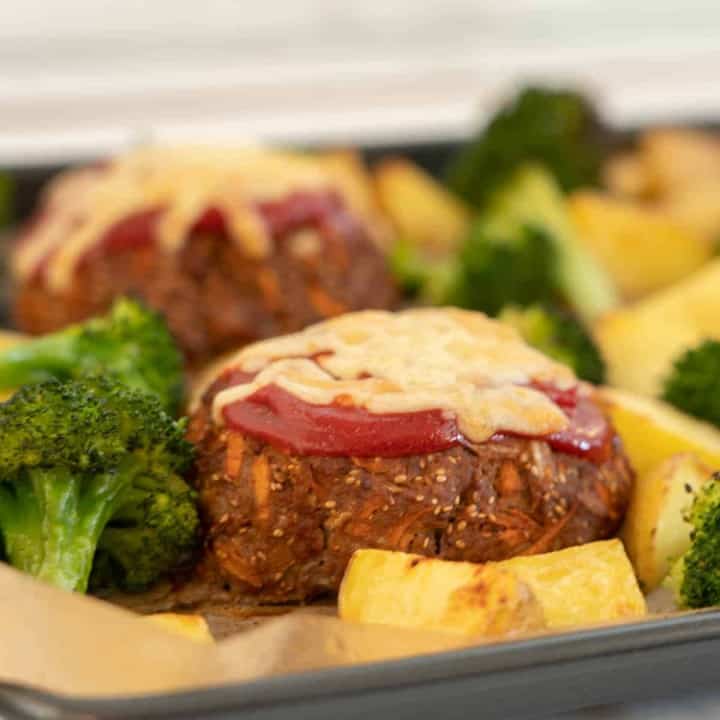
1;0;720;164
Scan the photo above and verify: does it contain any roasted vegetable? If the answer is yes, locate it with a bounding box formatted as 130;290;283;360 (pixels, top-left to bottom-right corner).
603;152;652;199
446;86;606;209
144;614;213;643
497;540;646;628
0;298;183;414
340;541;645;632
663;340;720;428
601;388;720;478
660;181;720;244
0;377;197;593
445;222;559;316
480;165;618;323
340;551;545;637
499;304;605;383
389;237;457;298
375;157;470;259
641;129;720;196
414;165;618;322
665;472;720;608
622;453;712;592
595;259;720;397
569;191;712;299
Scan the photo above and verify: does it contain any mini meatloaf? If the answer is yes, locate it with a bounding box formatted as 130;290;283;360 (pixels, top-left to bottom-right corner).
187;308;634;603
11;147;396;365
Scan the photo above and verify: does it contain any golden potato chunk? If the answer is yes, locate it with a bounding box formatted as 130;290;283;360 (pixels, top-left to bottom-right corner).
569;191;712;300
641;129;720;195
600;387;720;477
603;152;652;199
339;551;544;637
374;157;470;258
622;453;712;592
144;613;214;643
320;149;394;251
659;180;720;243
496;540;646;628
594;259;720;397
340;540;645;635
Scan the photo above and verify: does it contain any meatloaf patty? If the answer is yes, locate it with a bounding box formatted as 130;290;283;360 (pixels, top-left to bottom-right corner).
187;369;633;604
12;149;396;365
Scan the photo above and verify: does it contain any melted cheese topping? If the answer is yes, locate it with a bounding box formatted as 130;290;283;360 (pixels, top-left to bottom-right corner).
13;145;380;293
204;308;578;444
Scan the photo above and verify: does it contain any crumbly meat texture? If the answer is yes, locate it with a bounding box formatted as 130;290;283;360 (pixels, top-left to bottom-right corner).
13;229;396;366
186;379;633;604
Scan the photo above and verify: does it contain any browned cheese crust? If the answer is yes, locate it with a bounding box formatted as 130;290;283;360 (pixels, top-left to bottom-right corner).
13;228;395;366
187;377;634;604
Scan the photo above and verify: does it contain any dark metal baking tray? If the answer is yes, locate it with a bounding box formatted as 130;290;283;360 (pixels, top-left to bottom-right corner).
1;134;719;720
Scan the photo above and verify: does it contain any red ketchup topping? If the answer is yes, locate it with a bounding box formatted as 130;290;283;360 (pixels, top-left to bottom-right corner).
99;206;166;253
63;190;361;266
191;205;227;236
219;371;613;463
490;392;613;464
223;385;460;457
257;190;362;245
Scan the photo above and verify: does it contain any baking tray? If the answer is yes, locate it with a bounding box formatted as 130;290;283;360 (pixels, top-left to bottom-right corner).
1;134;719;720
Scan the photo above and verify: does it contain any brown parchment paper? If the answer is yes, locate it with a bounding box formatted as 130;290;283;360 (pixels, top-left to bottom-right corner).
0;564;475;699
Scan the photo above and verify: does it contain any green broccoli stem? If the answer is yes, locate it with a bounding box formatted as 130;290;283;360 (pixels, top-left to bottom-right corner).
0;331;80;390
0;459;143;592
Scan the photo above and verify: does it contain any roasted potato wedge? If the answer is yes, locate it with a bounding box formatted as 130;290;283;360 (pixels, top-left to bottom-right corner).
603;152;652;199
340;540;645;633
641;129;720;195
569;191;712;299
145;613;214;643
339;551;544;637
660;180;720;243
600;388;720;477
496;540;646;628
320;149;394;250
374;157;470;258
594;259;720;397
621;453;712;592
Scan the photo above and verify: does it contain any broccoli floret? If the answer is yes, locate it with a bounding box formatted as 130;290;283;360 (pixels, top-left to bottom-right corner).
0;298;183;414
498;304;605;384
390;163;618;323
665;474;720;608
389;238;436;297
662;340;720;428
444;223;559;316
481;165;618;324
0;377;197;593
92;473;199;592
446;85;606;209
416;165;618;322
